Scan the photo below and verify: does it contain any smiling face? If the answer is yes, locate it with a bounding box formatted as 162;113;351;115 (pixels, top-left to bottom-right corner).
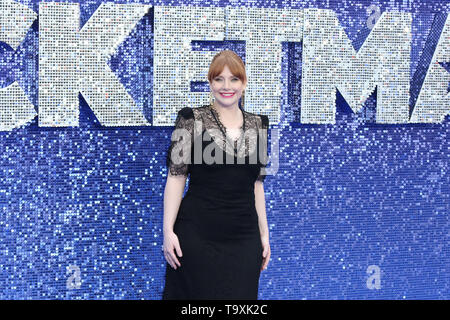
210;65;247;109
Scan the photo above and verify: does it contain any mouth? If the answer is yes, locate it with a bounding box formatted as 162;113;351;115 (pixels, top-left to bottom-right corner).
220;92;235;98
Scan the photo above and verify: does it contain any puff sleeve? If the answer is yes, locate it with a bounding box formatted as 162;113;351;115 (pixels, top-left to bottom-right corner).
256;114;269;182
166;107;194;177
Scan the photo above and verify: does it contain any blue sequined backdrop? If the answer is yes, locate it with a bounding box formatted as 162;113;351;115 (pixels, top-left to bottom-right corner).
0;0;448;299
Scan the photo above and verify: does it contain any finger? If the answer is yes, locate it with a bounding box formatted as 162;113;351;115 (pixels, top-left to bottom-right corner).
263;252;270;269
262;245;268;257
261;253;269;271
261;254;266;270
170;250;181;267
164;252;175;269
263;243;269;257
165;251;177;269
174;242;183;259
261;258;266;271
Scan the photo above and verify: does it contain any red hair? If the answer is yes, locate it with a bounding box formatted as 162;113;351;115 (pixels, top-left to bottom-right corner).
207;50;247;84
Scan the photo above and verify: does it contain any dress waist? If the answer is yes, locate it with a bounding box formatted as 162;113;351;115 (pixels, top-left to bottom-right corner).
186;184;254;205
177;184;259;240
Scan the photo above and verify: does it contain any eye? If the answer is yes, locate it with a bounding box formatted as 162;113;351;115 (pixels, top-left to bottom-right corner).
213;77;239;82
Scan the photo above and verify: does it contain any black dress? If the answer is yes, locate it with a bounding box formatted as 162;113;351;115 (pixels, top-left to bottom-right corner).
163;105;269;300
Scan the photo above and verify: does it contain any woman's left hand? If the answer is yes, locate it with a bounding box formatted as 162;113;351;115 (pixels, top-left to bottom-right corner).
260;236;271;272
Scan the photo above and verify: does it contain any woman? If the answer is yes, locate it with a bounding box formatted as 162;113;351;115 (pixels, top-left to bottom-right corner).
162;49;271;300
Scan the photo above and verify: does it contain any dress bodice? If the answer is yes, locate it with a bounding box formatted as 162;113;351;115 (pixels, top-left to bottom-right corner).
166;105;269;183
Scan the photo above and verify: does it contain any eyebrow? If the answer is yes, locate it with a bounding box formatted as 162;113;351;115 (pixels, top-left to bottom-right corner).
214;75;239;78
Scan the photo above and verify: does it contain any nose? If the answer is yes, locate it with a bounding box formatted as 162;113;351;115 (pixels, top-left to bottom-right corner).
222;79;231;90
223;79;232;89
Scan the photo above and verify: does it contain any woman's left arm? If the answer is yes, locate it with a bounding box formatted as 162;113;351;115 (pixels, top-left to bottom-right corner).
255;180;270;271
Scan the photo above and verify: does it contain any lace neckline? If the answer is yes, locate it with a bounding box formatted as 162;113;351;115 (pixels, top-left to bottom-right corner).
194;106;259;159
208;104;247;158
208;104;246;141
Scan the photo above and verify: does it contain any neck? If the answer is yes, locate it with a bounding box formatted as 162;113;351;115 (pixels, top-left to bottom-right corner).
212;102;240;118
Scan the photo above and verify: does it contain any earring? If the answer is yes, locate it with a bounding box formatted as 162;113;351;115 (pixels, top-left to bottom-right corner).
209;91;214;107
240;91;245;109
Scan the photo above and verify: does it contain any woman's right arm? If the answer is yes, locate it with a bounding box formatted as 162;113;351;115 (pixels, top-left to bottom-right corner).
163;107;194;269
163;174;187;235
163;174;186;270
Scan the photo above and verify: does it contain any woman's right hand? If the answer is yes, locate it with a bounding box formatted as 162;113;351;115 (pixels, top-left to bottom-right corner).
163;230;183;270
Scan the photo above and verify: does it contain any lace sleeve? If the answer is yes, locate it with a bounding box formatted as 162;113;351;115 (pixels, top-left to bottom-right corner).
256;114;269;183
166;107;194;177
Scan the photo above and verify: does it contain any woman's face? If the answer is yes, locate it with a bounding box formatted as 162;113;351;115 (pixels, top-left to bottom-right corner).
210;65;247;109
